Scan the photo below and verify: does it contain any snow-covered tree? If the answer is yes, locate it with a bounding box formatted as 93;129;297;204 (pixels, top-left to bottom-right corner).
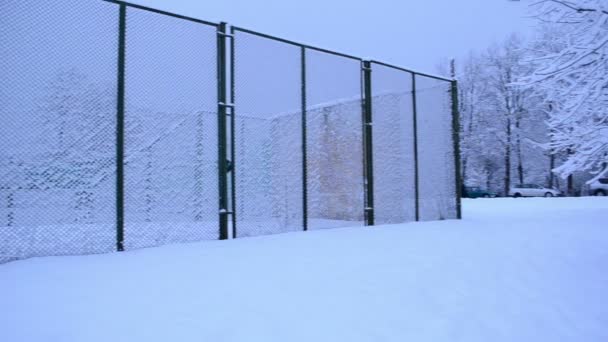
443;35;553;194
524;0;608;177
454;53;486;186
483;35;541;194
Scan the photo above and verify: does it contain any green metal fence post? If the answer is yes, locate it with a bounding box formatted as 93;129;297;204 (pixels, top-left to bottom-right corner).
115;3;127;251
217;22;229;239
362;61;374;226
451;80;463;219
411;73;420;222
301;46;308;231
229;26;237;238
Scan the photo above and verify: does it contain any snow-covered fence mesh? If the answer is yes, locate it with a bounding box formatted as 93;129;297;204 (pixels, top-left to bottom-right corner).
123;7;219;249
305;50;365;230
370;63;417;224
0;0;119;263
0;0;460;264
416;75;459;221
232;30;304;237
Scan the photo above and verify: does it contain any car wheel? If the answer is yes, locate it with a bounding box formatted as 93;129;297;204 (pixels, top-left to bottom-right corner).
544;192;554;198
513;193;522;198
483;194;490;198
595;190;607;196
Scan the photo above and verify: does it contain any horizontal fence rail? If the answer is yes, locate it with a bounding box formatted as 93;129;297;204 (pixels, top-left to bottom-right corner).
0;0;461;264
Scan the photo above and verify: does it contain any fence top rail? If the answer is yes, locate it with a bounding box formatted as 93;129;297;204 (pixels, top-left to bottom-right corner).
102;1;453;80
370;60;454;83
102;0;220;27
232;26;363;62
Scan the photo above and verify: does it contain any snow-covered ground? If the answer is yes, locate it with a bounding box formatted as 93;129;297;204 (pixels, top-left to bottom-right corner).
1;197;607;342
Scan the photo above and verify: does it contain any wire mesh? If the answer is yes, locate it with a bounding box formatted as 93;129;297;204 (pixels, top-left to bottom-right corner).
305;50;365;230
1;1;460;263
0;0;119;263
232;30;303;237
415;75;458;221
123;7;219;249
370;64;416;224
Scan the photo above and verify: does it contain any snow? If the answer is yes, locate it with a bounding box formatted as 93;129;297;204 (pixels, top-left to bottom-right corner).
1;197;608;342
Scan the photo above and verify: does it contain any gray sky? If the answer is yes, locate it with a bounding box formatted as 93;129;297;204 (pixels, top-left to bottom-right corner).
131;0;535;74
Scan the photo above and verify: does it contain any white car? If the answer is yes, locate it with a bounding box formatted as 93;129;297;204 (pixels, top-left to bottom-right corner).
589;178;608;196
509;184;562;198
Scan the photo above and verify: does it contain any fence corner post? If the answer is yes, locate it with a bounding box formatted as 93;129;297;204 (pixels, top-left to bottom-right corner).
451;80;463;220
301;46;308;232
362;60;374;226
411;73;420;222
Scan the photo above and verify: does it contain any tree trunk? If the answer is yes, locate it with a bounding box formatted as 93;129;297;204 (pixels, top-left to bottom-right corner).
566;148;574;196
462;107;475;186
515;116;523;185
462;158;468;187
549;153;555;188
504;117;512;196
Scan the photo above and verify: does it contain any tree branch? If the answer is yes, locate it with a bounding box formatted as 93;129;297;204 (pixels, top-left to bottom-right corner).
544;0;608;15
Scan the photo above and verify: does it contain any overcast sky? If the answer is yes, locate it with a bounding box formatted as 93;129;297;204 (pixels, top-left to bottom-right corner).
130;0;535;75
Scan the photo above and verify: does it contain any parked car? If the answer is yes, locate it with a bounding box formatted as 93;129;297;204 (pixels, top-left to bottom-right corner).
462;186;498;198
509;184;562;198
589;178;608;196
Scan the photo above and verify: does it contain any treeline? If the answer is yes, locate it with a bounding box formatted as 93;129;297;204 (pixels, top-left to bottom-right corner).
442;0;608;196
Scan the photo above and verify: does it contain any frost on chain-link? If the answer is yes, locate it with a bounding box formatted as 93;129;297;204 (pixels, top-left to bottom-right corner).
305;50;365;230
370;64;416;224
0;1;460;263
415;75;457;221
123;8;219;249
233;31;303;237
0;0;119;263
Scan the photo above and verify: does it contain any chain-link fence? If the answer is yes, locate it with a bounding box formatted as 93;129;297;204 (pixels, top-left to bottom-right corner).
0;0;461;263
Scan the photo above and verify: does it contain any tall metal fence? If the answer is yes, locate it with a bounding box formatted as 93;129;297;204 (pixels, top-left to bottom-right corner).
0;0;461;264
